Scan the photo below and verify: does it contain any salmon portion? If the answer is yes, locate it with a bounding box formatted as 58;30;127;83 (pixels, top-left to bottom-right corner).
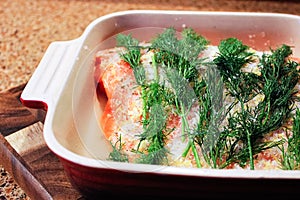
95;46;202;165
100;100;116;139
100;60;133;99
98;63;134;139
94;43;300;169
95;49;143;140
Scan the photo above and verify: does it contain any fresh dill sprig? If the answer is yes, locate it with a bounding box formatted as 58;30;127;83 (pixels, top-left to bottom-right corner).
213;41;299;169
151;27;209;82
136;104;169;165
281;108;300;170
107;135;129;162
116;32;171;165
193;65;227;168
106;27;300;170
116;33;140;49
116;33;146;85
151;27;209;167
214;38;259;101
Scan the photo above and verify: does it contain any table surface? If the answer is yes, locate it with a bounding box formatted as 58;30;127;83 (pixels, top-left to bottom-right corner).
2;0;300;199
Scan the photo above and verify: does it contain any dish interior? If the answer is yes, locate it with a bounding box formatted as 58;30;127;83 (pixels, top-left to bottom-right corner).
49;11;300;163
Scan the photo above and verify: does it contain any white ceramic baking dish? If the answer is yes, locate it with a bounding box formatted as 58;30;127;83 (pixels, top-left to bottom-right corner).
20;10;300;198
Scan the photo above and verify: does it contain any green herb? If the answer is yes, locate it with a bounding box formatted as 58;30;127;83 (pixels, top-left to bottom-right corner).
108;135;129;162
212;42;299;169
192;65;227;168
116;33;146;85
214;38;259;100
151;27;209;167
116;32;171;165
105;27;300;170
281;108;300;170
135;104;169;165
151;27;209;82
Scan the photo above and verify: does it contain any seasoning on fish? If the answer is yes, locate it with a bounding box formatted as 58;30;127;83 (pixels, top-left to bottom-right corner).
95;27;300;170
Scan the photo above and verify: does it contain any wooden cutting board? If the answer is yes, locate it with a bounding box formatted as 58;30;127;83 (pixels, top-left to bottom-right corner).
0;84;84;200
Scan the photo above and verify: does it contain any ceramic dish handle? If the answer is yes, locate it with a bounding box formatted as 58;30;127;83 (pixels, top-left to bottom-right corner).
20;38;82;110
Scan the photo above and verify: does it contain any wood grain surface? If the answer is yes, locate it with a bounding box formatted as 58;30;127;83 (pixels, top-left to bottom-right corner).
0;85;84;200
0;84;38;136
